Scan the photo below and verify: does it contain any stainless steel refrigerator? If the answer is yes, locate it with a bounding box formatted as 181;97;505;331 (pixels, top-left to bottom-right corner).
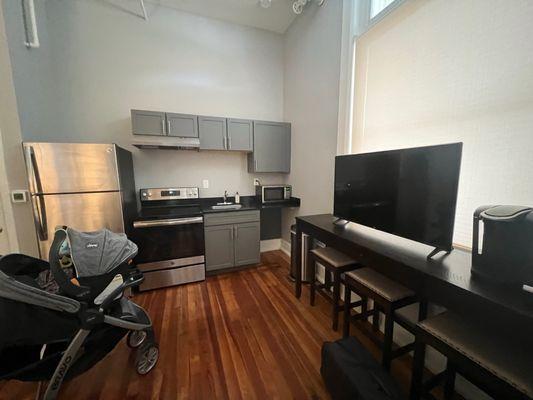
23;142;136;259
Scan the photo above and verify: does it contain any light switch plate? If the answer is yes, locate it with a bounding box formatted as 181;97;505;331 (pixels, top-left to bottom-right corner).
202;179;209;189
253;178;260;186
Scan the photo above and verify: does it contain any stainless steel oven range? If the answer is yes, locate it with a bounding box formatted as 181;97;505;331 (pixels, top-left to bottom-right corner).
131;187;205;291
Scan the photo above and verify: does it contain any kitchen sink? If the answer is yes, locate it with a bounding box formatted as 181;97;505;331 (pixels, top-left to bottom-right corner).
211;203;243;210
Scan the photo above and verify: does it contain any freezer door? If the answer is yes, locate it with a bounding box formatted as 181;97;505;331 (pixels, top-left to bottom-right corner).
24;142;120;194
32;192;124;259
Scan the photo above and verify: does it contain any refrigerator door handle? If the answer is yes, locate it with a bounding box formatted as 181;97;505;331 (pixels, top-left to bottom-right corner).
26;146;48;240
32;195;48;241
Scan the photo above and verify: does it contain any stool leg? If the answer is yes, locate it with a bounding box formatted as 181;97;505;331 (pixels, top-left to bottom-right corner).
324;269;331;291
372;303;380;331
332;272;341;331
382;310;394;371
418;299;428;321
444;359;456;400
343;286;351;338
361;296;368;322
409;338;426;400
309;256;316;306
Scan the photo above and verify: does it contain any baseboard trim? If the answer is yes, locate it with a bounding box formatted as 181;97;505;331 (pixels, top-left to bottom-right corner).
260;239;281;252
281;239;291;256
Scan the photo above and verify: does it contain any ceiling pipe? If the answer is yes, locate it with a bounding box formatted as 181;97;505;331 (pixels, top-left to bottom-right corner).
140;0;148;20
22;0;40;48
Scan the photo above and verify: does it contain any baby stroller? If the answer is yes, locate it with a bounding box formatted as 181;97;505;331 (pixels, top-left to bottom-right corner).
0;226;159;400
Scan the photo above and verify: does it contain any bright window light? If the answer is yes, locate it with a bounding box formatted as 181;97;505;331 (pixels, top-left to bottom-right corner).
370;0;395;19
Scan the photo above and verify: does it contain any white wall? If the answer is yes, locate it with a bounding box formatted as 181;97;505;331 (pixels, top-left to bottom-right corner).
281;1;343;241
2;0;59;140
0;0;38;256
353;0;533;248
3;0;286;198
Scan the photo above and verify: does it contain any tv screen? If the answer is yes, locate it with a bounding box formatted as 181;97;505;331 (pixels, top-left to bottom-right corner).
334;143;462;251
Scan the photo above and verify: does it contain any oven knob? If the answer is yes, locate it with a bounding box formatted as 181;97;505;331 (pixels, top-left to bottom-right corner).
148;191;152;197
142;192;147;197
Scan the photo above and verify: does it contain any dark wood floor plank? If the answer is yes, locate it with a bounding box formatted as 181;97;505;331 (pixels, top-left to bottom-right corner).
1;250;426;400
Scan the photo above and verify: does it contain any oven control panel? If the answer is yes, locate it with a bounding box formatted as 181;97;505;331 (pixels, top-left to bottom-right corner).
140;187;199;201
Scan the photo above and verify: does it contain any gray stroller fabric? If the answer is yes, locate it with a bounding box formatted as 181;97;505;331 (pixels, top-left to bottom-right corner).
66;228;138;278
0;270;80;313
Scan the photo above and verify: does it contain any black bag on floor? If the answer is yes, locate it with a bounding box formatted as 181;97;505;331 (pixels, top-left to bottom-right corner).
321;337;402;400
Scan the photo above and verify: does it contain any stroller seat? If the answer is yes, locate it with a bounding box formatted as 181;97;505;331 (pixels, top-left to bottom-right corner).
0;226;159;400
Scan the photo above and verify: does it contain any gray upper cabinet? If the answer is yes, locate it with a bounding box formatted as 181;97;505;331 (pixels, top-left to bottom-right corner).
204;225;235;271
199;116;227;150
131;111;290;168
248;121;291;173
234;222;260;266
131;110;166;136
166;113;199;138
227;119;253;152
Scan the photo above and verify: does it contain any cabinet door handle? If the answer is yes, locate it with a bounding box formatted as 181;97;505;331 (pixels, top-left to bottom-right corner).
167;120;171;134
228;135;232;149
255;160;258;171
234;225;238;239
230;226;234;239
223;136;227;150
161;118;166;134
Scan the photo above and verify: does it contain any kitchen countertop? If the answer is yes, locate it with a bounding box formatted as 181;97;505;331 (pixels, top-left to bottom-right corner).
133;195;300;221
200;196;300;214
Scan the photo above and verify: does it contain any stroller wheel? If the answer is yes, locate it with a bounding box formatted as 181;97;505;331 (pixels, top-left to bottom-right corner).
127;330;147;348
136;344;159;375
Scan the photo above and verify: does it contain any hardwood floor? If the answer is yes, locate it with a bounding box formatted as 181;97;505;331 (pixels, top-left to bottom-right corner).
1;251;416;400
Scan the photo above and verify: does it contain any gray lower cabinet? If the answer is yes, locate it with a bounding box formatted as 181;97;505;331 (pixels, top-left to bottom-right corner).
204;211;260;271
199;116;227;150
204;225;235;271
234;222;260;266
248;121;291;173
131;110;166;136
227;118;253;151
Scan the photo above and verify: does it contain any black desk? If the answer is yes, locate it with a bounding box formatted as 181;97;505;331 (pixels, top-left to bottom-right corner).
295;214;533;330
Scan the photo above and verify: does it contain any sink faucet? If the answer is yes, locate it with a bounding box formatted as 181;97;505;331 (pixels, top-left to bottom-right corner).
223;190;228;203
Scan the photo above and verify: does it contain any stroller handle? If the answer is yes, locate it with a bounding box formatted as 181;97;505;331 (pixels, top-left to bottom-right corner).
98;272;144;310
49;228;92;302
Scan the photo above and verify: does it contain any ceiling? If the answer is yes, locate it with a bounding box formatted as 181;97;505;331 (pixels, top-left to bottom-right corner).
147;0;298;34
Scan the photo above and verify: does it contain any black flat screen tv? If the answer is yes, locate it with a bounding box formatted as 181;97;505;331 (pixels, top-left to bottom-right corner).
334;143;462;252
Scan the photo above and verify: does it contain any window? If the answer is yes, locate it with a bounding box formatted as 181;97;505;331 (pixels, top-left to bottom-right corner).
370;0;396;19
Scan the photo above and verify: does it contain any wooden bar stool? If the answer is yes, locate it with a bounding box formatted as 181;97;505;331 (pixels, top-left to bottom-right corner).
343;268;427;371
308;247;361;331
410;311;533;400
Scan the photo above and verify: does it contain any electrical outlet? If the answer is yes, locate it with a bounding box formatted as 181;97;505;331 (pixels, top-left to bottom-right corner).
202;179;209;189
253;178;260;186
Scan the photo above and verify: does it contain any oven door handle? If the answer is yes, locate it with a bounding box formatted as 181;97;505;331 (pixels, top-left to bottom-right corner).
133;217;203;228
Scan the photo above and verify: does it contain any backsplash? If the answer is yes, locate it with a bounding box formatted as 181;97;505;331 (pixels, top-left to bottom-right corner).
133;149;286;197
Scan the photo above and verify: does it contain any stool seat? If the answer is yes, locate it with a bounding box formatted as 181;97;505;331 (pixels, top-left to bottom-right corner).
310;247;357;268
346;268;415;302
418;312;533;398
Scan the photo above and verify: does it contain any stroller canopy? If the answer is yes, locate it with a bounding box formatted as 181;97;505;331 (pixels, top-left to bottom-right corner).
66;228;138;278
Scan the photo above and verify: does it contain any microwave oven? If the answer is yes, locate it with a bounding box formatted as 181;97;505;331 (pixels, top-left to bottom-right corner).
256;185;291;203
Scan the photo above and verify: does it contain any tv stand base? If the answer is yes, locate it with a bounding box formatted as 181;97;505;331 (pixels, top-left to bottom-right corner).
427;247;451;260
333;218;349;226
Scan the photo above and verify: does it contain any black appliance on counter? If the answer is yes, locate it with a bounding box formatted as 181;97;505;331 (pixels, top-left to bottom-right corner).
256;184;292;203
472;205;533;288
131;187;205;291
